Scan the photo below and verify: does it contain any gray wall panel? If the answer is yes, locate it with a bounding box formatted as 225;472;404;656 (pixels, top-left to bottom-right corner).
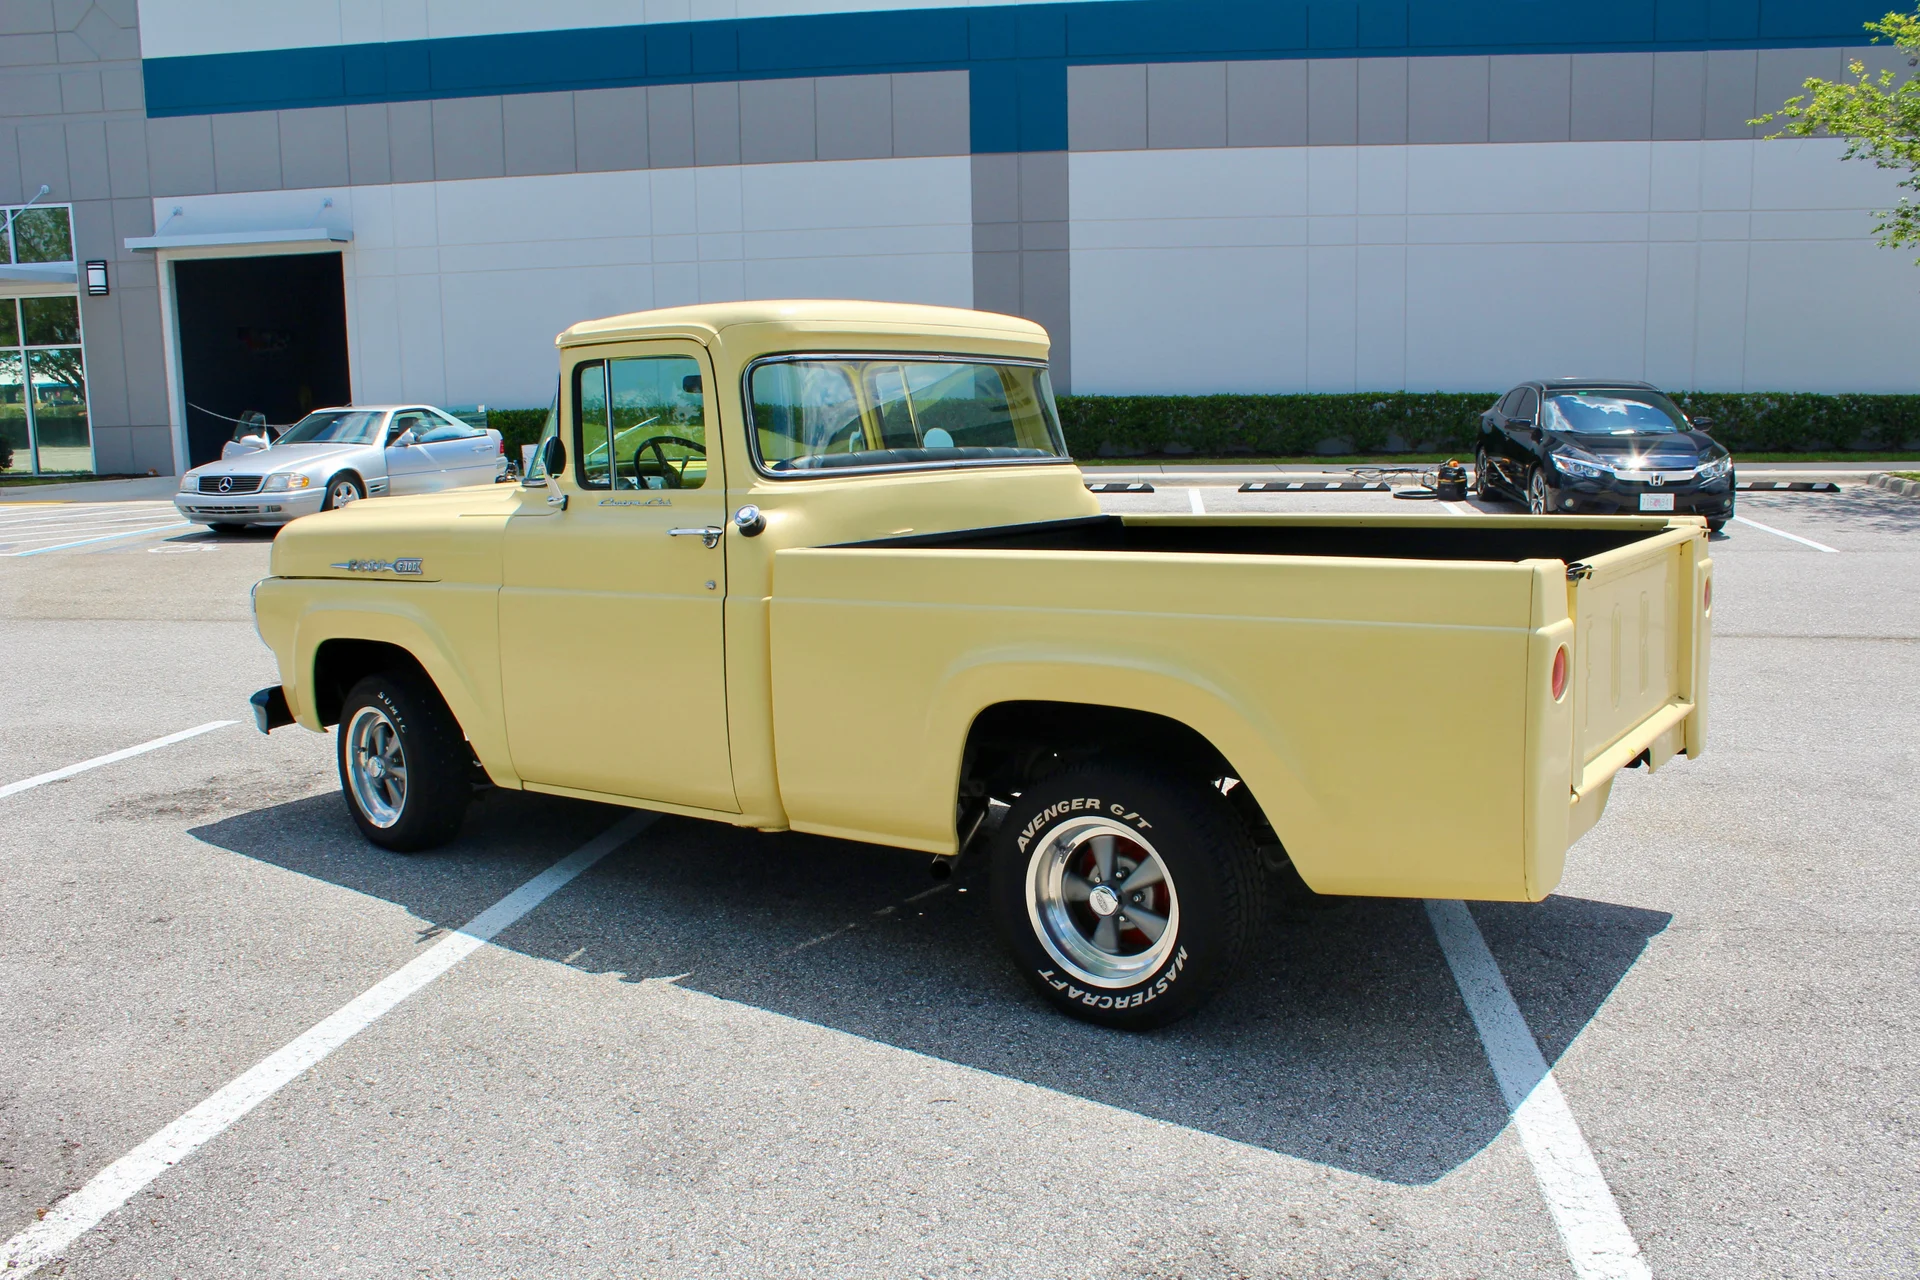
98;61;137;110
1652;51;1706;140
109;194;148;264
1755;47;1843;125
90;424;129;470
1572;53;1653;140
891;70;967;156
0;3;55;35
647;84;694;168
0;126;23;200
117;283;167;426
103;113;142;194
969;151;1018;224
1490;54;1568;142
1408;56;1489;144
210;110;279;192
1020;246;1070;389
129;422;172;474
57;67;96;111
1356;56;1407;144
1704;50;1758;139
345;102;391;184
63;116;105;195
740;77;814;163
816;74;891;161
692;81;739;166
387;100;435;181
279;106;348;189
1307;57;1356;145
1147;61;1226;149
0;34;57;64
16;118;66;194
431;96;504;180
574;86;647;172
1019;150;1067;222
973;150;1070;389
0;70;60;114
502;91;575;177
1227;60;1305;147
1067;63;1144;151
76;273;128;428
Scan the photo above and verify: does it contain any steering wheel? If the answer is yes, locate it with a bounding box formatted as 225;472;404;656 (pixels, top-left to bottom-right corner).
630;435;706;489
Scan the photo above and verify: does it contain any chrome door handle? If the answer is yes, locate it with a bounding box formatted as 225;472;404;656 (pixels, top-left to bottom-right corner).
668;526;724;548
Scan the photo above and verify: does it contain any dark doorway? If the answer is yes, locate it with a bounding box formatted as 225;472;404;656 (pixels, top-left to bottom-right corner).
174;252;350;466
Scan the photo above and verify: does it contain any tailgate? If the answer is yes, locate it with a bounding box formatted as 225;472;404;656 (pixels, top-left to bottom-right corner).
1566;523;1712;807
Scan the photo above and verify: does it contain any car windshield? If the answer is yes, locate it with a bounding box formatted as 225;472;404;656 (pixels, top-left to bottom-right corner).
749;357;1069;474
1541;391;1688;436
274;409;384;446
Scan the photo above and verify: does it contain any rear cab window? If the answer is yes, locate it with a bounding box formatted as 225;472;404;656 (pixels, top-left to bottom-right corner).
747;355;1068;477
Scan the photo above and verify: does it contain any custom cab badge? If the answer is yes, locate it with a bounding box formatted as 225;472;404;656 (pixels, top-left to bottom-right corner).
330;557;424;575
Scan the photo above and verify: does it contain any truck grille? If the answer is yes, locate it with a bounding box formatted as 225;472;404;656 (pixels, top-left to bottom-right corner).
199;475;264;494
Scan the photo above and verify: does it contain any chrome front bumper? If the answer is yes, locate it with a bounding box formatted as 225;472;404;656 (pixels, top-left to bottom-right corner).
174;488;326;524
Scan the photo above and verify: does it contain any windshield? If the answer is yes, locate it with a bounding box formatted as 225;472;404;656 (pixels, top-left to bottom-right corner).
1541;391;1689;436
749;357;1069;474
275;409;384;446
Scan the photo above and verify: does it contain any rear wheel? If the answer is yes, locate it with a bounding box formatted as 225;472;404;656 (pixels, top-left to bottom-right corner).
1474;447;1505;503
322;472;365;511
990;761;1266;1029
336;671;470;851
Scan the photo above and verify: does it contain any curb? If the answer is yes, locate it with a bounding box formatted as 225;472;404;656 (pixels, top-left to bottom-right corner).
1867;472;1920;498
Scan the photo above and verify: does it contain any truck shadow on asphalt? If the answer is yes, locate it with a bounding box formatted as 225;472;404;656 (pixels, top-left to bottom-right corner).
193;789;1670;1187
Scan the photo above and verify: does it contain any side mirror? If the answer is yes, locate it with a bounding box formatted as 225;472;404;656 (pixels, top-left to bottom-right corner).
540;434;567;478
1690;416;1714;432
682;374;703;394
1508;417;1535;431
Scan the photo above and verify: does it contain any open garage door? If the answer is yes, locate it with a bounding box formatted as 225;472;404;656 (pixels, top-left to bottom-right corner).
174;252;350;467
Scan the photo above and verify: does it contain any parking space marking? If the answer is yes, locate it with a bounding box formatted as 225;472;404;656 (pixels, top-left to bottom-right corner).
1731;514;1839;553
0;721;238;801
3;522;192;556
1187;488;1206;514
1426;900;1650;1280
0;811;655;1278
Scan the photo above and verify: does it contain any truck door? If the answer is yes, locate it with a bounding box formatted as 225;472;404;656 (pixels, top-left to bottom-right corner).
498;342;737;812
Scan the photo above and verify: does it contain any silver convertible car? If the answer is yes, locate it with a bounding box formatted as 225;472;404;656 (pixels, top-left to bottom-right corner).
175;405;508;530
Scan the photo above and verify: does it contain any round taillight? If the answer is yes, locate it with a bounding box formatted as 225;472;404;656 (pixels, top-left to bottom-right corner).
1703;577;1712;613
1551;646;1569;701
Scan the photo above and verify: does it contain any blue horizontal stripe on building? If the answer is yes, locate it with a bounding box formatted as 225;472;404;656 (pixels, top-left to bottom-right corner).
141;0;1890;153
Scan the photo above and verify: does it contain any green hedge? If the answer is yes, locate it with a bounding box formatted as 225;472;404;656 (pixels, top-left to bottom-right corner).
1054;391;1920;457
482;392;1920;461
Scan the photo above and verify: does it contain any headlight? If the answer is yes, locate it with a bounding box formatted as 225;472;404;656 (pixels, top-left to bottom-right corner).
1697;454;1732;482
1550;448;1610;481
262;473;312;492
178;472;198;492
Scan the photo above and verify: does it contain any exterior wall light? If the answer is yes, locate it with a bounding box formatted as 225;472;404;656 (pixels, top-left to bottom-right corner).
85;260;108;295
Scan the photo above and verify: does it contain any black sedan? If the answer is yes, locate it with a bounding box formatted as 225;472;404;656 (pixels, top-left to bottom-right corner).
1474;379;1735;532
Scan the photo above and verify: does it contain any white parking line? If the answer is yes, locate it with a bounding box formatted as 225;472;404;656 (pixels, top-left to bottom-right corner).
1187;488;1206;514
0;811;654;1278
1732;514;1839;553
2;523;193;556
1426;900;1650;1280
0;721;237;801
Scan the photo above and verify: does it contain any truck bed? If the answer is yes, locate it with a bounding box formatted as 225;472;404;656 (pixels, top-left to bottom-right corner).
770;511;1711;903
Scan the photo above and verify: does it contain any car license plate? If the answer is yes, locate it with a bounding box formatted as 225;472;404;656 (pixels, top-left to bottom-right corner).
1639;493;1676;512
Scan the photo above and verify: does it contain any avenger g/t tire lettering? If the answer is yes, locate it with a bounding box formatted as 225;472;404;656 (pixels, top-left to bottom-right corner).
989;761;1266;1029
336;671;470;852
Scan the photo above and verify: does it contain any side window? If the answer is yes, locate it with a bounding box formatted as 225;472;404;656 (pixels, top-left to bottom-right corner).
609;356;706;490
1513;389;1538;423
388;411;430;444
1496;389;1523;417
574;361;611;488
417;409;481;443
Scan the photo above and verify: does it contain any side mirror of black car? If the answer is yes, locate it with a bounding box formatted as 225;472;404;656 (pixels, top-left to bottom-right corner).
1508;417;1535;431
1690;416;1714;431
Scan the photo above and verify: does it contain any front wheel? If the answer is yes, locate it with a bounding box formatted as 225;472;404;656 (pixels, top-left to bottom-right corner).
990;761;1267;1029
322;472;366;511
1527;466;1555;515
337;671;471;851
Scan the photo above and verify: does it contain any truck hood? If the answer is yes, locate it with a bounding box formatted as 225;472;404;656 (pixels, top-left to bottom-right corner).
269;484;523;584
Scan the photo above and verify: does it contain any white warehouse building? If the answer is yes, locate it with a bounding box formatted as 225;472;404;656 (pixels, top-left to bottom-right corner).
0;0;1913;476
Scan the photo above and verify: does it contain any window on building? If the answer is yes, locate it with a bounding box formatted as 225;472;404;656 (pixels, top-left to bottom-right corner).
0;203;87;476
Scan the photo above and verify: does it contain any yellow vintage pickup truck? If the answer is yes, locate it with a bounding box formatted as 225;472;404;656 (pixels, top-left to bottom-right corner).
250;300;1712;1027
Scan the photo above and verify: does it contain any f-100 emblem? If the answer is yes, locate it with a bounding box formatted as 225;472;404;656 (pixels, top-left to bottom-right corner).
331;557;424;575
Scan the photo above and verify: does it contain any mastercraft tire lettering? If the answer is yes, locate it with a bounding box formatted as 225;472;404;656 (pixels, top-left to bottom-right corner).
990;761;1266;1029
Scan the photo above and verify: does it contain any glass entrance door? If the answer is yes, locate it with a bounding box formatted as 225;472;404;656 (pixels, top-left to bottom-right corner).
0;204;88;477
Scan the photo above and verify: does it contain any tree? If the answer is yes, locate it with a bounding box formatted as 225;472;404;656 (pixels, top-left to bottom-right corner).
1755;8;1920;263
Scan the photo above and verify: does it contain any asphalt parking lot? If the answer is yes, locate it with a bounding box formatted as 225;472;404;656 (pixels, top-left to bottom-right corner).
2;485;1915;1278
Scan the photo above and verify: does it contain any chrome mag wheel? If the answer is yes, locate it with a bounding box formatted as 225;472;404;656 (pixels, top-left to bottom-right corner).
344;704;408;828
330;478;362;507
1528;468;1550;515
1025;816;1181;988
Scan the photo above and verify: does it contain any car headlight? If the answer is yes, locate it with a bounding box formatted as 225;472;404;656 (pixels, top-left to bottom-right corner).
178;472;198;492
262;473;312;492
1550;448;1610;481
1697;454;1732;482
